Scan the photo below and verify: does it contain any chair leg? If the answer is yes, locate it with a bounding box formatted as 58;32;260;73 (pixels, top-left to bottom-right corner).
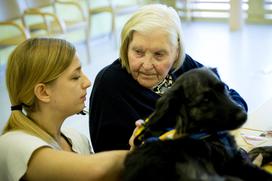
86;15;92;63
111;11;118;49
85;33;91;64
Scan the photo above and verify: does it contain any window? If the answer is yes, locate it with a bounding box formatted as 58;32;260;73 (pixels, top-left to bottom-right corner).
175;0;272;23
265;0;272;20
176;0;248;20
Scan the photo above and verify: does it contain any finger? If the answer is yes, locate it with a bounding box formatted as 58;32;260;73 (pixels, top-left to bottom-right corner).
135;119;144;127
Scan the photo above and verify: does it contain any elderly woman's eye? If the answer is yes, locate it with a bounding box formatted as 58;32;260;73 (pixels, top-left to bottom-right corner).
154;52;164;58
135;49;143;55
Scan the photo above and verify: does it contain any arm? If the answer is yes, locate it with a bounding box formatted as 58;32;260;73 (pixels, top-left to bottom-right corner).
24;148;127;181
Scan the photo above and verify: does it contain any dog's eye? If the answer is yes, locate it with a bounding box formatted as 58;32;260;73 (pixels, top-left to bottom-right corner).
201;94;211;103
198;92;211;104
214;82;226;92
203;97;209;102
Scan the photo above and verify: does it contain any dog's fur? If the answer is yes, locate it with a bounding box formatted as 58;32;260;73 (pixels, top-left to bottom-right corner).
123;67;272;181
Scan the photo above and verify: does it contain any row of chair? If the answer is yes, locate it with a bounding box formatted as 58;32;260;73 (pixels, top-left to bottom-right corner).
0;0;142;62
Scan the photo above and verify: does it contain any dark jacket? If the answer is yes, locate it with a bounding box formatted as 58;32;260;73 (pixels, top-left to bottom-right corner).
89;54;248;152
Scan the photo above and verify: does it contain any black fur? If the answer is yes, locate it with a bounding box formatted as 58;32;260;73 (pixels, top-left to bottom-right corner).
124;67;272;181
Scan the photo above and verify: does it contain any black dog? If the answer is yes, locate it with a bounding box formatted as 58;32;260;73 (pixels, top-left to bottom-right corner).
123;67;272;181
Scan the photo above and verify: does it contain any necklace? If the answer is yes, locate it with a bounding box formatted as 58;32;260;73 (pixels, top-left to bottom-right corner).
152;74;174;96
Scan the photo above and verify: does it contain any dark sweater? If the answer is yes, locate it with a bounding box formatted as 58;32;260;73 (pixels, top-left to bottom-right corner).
89;54;248;152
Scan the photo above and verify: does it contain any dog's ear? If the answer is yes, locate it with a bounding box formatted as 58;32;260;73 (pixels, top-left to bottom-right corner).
209;67;222;80
148;83;187;131
174;105;190;136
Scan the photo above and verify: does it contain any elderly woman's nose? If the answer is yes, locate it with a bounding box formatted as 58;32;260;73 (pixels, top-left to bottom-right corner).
142;54;154;69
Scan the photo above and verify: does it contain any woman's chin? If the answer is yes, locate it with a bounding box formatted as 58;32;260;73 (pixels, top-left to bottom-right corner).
71;105;86;116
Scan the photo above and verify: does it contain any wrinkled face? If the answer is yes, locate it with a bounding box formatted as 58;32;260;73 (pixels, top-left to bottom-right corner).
127;30;178;89
47;54;91;117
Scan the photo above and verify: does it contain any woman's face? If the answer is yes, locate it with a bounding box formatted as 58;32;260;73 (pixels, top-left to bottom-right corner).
46;54;91;117
127;30;178;89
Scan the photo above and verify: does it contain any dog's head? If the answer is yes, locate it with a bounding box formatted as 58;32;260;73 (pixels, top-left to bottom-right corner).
134;67;247;145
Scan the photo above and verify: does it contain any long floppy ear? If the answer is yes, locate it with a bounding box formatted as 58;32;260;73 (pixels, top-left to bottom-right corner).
174;104;190;136
210;67;221;80
147;83;186;130
133;82;186;146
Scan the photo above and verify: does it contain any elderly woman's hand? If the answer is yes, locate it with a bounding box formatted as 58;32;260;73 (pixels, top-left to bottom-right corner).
129;119;144;151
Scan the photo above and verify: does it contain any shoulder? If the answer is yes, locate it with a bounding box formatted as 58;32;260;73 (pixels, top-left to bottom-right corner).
0;131;51;151
173;54;204;78
96;59;125;81
182;54;204;70
0;131;52;181
61;127;93;154
95;59;131;85
92;59;135;95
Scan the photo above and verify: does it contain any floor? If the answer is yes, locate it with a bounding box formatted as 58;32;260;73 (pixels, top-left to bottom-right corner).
1;21;272;139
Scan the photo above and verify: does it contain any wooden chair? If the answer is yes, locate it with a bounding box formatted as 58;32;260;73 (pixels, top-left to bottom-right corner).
87;0;141;49
0;0;30;47
23;0;90;61
87;0;113;40
23;0;69;35
110;0;140;44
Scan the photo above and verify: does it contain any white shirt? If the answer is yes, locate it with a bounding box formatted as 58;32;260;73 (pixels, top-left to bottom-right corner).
0;127;94;181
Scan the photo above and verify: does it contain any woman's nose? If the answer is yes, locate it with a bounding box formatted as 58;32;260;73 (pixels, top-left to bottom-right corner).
142;54;154;70
82;74;91;88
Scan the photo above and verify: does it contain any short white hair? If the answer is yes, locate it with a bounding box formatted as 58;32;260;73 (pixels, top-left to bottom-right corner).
120;4;185;72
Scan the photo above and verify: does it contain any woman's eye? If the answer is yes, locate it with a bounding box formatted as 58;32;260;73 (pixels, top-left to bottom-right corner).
154;52;164;59
135;49;143;55
72;76;81;80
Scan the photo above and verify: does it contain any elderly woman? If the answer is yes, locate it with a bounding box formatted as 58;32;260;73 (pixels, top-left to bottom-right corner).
89;4;248;152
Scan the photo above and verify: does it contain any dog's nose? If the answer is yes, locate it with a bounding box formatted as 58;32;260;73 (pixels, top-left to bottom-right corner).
235;111;247;122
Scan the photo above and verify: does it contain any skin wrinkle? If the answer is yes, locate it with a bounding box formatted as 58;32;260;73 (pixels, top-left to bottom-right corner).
127;30;178;89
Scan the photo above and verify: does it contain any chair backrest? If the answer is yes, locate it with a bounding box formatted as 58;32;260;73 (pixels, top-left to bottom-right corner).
24;0;55;9
0;0;30;46
110;0;141;6
0;0;26;21
87;0;111;9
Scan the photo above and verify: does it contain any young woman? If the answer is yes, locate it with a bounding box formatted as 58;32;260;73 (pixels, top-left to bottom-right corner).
0;38;128;181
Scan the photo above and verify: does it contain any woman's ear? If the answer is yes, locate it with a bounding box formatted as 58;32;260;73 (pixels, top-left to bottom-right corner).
175;47;179;60
34;83;50;103
172;47;179;68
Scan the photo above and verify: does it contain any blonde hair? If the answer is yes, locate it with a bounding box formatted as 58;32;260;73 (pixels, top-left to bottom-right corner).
3;37;76;143
120;4;185;73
